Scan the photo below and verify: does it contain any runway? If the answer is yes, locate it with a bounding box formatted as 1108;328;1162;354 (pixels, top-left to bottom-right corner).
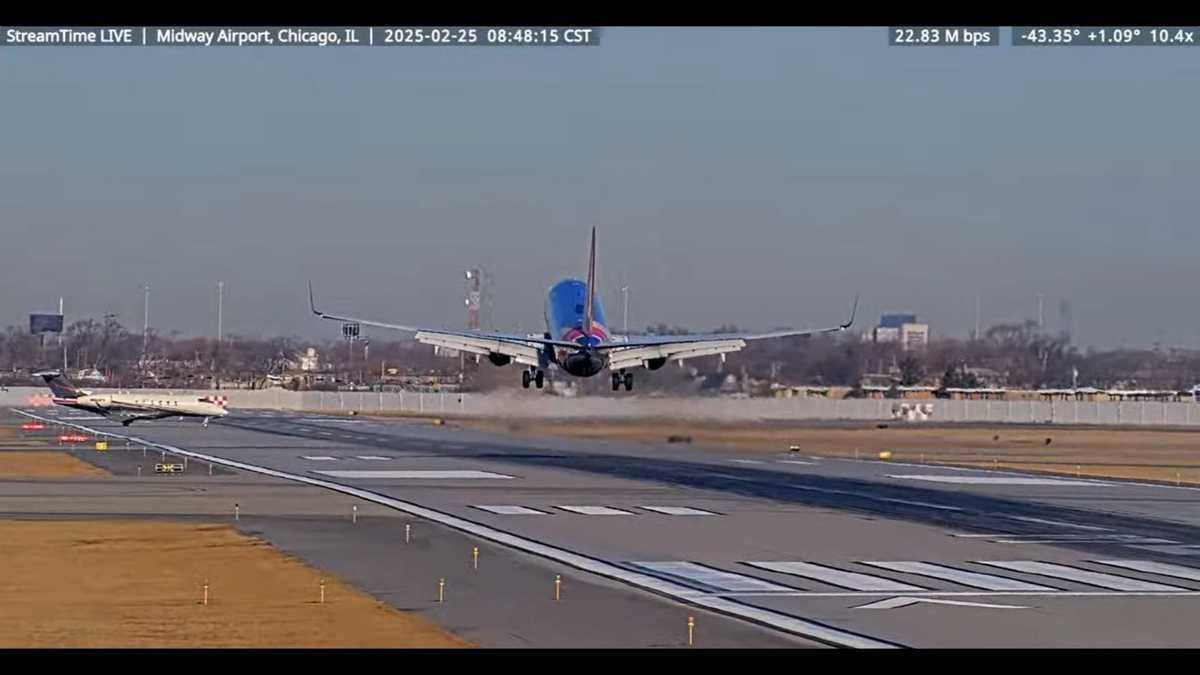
17;405;1200;647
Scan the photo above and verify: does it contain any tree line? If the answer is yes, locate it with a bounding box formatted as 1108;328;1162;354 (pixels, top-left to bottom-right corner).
2;316;1199;392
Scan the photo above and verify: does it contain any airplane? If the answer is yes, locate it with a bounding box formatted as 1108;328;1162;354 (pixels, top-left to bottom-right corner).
309;227;858;392
34;371;229;427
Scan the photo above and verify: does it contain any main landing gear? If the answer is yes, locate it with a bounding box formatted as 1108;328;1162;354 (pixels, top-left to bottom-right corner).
611;370;633;392
522;368;545;389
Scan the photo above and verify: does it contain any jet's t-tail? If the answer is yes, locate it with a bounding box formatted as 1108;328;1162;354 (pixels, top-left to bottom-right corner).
34;371;83;400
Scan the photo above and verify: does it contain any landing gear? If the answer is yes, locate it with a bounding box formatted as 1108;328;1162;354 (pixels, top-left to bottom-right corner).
523;368;545;389
203;417;210;428
612;371;634;392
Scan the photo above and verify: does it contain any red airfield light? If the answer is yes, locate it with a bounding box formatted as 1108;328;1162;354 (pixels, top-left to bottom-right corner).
20;423;45;431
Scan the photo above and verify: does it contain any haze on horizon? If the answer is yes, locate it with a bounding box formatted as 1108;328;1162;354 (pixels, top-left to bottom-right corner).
2;27;1198;350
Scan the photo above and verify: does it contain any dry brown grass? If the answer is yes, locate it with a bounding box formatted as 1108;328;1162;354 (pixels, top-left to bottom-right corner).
465;418;1200;484
0;451;110;479
0;519;470;647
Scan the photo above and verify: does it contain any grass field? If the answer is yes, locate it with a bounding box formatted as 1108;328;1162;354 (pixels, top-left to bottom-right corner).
0;519;470;648
464;417;1200;485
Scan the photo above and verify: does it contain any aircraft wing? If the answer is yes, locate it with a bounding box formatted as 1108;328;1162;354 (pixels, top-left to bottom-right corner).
308;283;582;359
602;295;859;370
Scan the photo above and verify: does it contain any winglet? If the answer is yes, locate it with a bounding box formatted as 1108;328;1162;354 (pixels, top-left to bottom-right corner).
840;294;860;330
308;281;321;316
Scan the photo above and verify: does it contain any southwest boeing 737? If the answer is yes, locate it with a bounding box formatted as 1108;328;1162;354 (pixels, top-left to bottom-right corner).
309;228;857;391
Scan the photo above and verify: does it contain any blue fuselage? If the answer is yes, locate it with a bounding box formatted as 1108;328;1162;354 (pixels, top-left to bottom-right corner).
544;279;609;376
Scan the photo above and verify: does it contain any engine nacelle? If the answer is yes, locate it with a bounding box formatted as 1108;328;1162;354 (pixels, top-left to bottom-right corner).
487;352;512;367
645;357;667;371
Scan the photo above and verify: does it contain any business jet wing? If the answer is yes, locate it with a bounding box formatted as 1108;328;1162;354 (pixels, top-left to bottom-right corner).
308;283;581;366
602;295;858;371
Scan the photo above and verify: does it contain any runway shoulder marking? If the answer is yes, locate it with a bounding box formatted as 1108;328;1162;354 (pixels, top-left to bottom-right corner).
301;455;339;461
890;474;1110;487
473;505;548;515
557;505;635;516
640;506;718;516
744;561;926;592
1093;560;1200;582
977;561;1187;592
860;561;1058;591
315;470;514;479
631;562;798;593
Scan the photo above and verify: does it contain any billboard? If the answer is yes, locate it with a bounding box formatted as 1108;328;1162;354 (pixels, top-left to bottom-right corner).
30;313;64;334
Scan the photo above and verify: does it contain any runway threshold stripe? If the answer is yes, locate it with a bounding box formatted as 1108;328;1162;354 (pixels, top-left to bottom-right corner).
1093;560;1200;582
860;561;1057;591
10;408;898;650
640;506;718;516
631;562;797;593
978;561;1186;592
744;562;925;592
557;505;634;515
473;505;548;515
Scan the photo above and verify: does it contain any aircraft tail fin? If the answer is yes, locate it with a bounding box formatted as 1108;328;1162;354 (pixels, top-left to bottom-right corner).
34;370;82;399
583;226;596;336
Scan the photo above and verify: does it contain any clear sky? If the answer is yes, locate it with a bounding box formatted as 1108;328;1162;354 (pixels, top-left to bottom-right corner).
2;27;1198;348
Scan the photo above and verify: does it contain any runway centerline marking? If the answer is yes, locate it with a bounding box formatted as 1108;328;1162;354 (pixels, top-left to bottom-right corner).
1002;516;1111;531
301;455;338;461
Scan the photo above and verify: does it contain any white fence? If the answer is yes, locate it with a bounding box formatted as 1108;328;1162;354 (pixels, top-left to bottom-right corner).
4;385;1200;426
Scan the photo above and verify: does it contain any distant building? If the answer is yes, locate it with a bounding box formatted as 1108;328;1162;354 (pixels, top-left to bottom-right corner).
900;323;929;350
868;313;929;350
299;348;320;372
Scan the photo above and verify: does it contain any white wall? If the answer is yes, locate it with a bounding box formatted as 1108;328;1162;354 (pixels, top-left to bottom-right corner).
6;385;1200;426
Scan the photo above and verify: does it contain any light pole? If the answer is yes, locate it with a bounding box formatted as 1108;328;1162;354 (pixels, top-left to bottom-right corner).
621;286;630;337
217;281;224;343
